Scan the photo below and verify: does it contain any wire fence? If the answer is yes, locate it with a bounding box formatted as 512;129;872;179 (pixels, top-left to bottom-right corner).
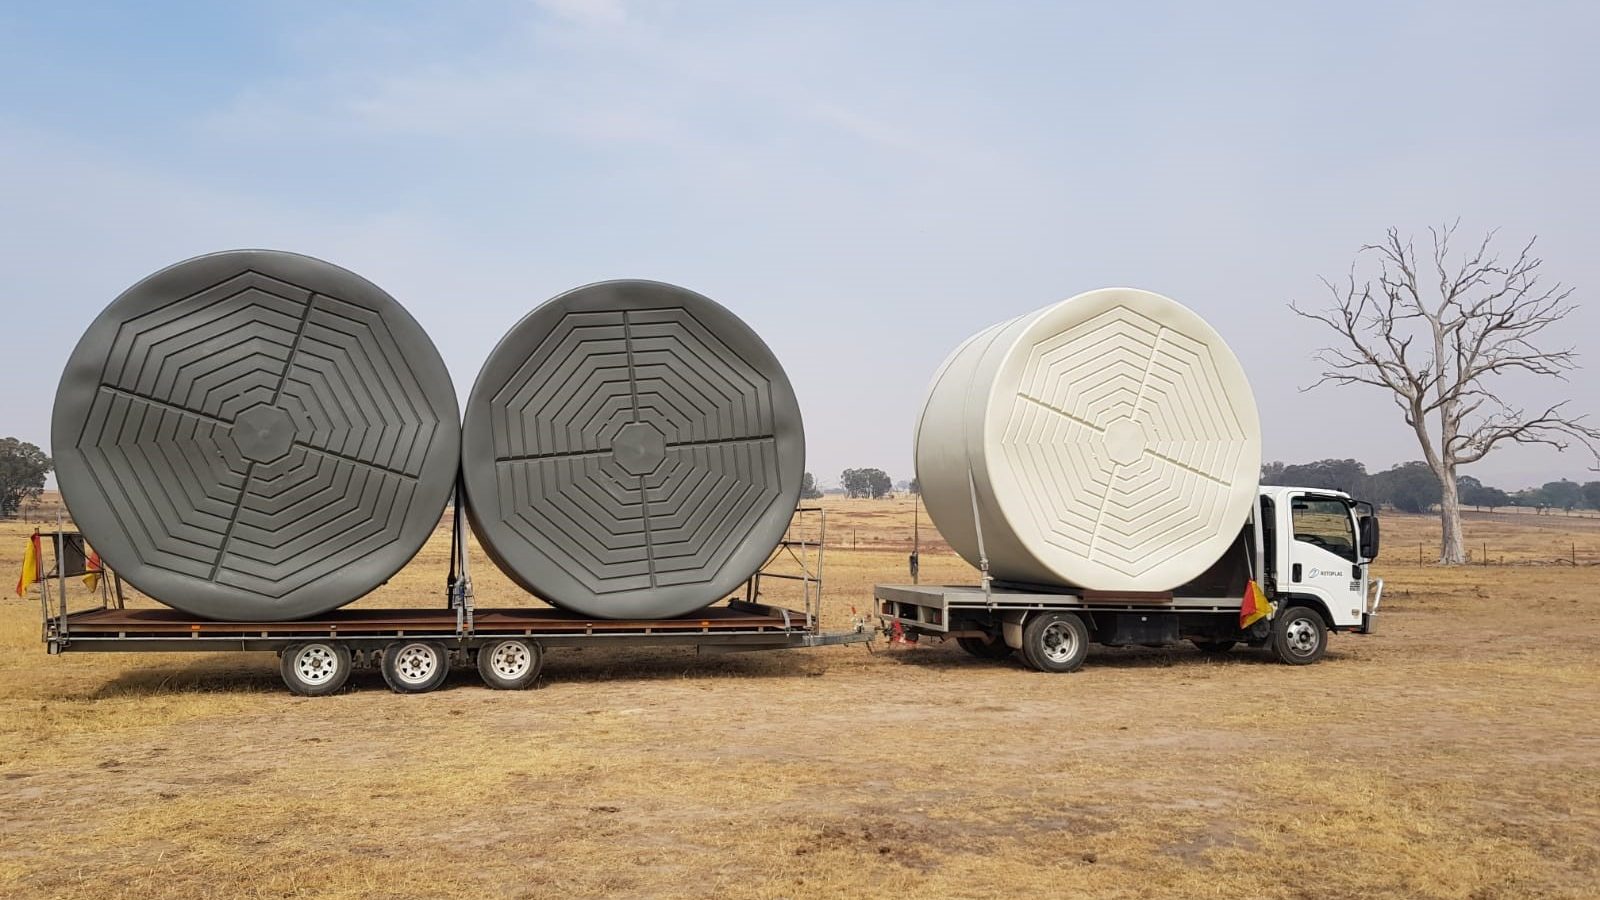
1412;541;1598;567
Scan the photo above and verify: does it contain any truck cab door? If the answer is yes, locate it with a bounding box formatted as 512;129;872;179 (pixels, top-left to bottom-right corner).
1286;493;1365;628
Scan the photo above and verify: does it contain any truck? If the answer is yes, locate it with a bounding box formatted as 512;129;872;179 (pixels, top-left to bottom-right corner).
37;505;870;696
876;486;1383;671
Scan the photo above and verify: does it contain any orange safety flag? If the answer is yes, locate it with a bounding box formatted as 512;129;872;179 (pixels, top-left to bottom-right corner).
1240;579;1273;629
84;547;103;591
15;530;41;597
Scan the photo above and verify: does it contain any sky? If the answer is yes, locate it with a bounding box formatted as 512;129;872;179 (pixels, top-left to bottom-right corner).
3;0;1598;491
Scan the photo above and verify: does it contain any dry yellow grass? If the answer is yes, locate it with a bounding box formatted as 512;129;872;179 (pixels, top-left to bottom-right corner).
0;496;1596;898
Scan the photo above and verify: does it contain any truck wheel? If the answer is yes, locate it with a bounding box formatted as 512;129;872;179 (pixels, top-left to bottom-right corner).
1192;639;1236;654
381;641;450;693
956;635;1014;660
1019;612;1090;673
1270;607;1327;666
476;638;543;689
280;641;352;696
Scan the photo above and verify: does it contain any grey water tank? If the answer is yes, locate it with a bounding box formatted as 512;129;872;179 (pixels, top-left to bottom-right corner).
52;250;460;621
916;287;1261;593
461;280;804;619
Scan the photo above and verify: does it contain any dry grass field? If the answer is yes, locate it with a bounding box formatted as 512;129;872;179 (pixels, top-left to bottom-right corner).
1;495;1597;899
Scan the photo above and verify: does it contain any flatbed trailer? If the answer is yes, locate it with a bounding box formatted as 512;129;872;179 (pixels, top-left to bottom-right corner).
39;506;870;695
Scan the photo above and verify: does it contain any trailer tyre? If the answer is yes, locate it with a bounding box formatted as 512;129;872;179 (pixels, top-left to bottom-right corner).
476;639;544;690
1270;606;1327;666
956;635;1014;661
381;641;450;693
280;641;352;696
1019;612;1090;673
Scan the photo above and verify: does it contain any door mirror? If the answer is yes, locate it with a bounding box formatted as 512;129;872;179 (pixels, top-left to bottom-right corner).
1358;514;1380;560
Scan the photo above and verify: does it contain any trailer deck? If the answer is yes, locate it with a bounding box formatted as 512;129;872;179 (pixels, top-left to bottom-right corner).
45;601;853;654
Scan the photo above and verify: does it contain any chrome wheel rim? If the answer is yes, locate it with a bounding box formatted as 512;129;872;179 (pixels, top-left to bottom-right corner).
294;644;340;685
488;641;532;680
1285;618;1320;655
1040;621;1080;663
393;643;438;685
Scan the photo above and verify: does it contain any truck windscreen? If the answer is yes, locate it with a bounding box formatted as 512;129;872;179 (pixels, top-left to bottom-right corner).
1291;498;1357;562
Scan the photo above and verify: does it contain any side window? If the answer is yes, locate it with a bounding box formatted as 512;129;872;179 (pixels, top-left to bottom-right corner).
1291;497;1356;562
1259;496;1276;577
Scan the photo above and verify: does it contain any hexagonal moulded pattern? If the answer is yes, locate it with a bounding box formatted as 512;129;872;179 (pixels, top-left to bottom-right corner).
52;250;460;621
462;280;804;619
914;288;1261;592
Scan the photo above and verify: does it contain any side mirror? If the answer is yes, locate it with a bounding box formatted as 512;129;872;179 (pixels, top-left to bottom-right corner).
1358;515;1380;561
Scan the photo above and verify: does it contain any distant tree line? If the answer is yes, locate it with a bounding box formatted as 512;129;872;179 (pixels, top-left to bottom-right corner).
1262;458;1600;515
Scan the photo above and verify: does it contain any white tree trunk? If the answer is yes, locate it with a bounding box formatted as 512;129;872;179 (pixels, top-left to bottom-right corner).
1438;466;1466;564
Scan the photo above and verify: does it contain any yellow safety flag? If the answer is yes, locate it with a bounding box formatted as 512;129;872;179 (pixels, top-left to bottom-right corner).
15;530;41;597
1239;579;1273;629
84;547;103;591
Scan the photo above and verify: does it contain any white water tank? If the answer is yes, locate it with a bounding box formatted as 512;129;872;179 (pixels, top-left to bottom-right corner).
915;288;1261;592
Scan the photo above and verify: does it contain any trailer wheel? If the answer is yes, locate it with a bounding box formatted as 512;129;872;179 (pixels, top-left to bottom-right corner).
1270;607;1327;666
476;639;543;690
956;635;1014;660
1192;639;1237;655
381;641;450;693
280;641;352;696
1019;613;1089;673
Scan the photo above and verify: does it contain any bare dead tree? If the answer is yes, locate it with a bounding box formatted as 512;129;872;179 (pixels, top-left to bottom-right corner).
1291;223;1600;564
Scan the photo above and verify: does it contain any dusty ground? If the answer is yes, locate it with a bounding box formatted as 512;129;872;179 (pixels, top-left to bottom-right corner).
1;497;1597;899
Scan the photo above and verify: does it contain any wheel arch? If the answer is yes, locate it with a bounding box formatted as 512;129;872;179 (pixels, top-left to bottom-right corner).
998;608;1099;650
1279;593;1335;630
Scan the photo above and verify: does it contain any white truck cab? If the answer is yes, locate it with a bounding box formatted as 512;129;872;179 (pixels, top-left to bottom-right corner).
1257;485;1382;634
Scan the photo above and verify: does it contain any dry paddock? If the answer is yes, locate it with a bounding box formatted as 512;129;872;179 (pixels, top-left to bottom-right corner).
0;499;1597;899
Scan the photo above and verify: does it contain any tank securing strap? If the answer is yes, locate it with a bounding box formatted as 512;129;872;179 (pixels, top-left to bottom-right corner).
967;468;992;602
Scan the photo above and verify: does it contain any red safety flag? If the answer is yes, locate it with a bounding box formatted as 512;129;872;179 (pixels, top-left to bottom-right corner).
84;547;103;591
15;530;41;597
1240;579;1272;629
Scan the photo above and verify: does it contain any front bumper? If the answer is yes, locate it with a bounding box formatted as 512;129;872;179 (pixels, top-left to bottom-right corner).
1359;578;1384;635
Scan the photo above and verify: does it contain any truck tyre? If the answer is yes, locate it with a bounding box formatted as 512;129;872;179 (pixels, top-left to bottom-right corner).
1270;606;1327;666
279;641;352;696
956;635;1014;660
1019;612;1090;673
1192;639;1237;655
476;639;543;690
381;641;450;693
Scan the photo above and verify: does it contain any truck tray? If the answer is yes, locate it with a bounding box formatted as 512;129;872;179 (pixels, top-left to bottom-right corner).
875;583;1241;633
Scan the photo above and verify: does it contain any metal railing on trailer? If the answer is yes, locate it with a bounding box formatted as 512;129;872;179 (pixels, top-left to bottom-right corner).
38;502;870;693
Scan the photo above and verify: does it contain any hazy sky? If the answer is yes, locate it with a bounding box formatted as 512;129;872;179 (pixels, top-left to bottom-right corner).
4;1;1598;490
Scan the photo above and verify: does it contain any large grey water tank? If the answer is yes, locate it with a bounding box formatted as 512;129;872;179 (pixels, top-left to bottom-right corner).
461;280;804;619
915;287;1261;593
52;250;460;621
